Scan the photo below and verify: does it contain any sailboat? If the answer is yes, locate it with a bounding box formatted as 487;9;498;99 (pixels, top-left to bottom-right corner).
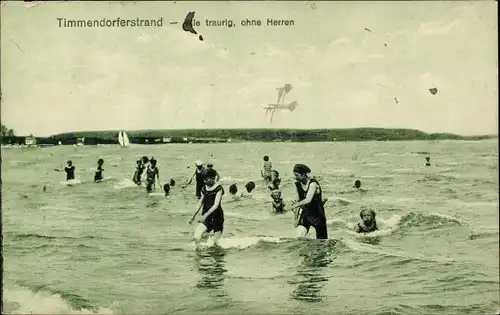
118;130;130;147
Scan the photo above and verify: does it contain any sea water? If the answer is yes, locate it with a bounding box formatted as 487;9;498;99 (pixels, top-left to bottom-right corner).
2;140;498;314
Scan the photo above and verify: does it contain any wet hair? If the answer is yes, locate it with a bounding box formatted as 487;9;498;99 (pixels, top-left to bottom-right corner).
142;156;149;163
354;180;361;188
163;183;171;195
202;168;218;180
263;156;269;161
229;183;238;195
150;159;157;166
97;158;104;164
271;170;280;178
67;160;72;165
270;189;281;198
245;181;256;193
206;163;214;168
272;178;281;188
169;178;176;187
360;207;376;218
293;164;311;175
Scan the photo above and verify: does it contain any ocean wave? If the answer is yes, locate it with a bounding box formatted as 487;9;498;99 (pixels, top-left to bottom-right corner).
5;232;101;241
398;211;469;229
3;286;115;314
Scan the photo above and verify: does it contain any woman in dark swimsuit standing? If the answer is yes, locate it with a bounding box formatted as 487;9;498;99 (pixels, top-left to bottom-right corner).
290;164;328;240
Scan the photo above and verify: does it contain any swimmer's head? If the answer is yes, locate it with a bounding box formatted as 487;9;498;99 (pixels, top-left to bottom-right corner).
354;180;361;189
150;158;157;166
245;181;256;193
360;206;376;225
136;160;141;165
271;170;280;179
263;155;269;162
202;168;218;185
194;160;203;168
293;164;311;181
67;160;72;166
206;163;214;168
229;183;238;195
97;158;104;165
163;183;171;196
270;189;281;200
272;178;281;188
141;156;149;164
169;178;176;187
426;156;430;161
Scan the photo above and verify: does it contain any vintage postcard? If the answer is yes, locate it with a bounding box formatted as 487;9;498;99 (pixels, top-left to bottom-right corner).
1;1;498;314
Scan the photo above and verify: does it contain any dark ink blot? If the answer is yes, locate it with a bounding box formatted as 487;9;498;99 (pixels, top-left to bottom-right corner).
364;28;371;32
183;11;198;35
384;43;387;47
429;88;438;95
394;97;399;104
199;35;203;41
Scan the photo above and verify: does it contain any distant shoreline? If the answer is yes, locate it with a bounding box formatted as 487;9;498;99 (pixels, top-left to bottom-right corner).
0;128;496;146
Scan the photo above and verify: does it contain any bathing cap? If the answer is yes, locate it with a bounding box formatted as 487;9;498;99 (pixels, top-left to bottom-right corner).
293;164;311;175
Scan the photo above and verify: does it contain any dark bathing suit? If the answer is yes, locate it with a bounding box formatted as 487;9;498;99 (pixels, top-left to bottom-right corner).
195;168;204;199
356;222;378;233
65;166;75;181
295;178;328;239
145;166;158;193
134;163;145;185
94;165;103;182
272;199;285;214
201;184;225;233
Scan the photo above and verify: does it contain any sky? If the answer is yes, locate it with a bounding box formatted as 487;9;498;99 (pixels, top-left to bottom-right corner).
0;1;498;136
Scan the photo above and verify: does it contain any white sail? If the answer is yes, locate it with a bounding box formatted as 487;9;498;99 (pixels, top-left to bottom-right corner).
118;131;124;146
122;131;130;147
118;130;129;147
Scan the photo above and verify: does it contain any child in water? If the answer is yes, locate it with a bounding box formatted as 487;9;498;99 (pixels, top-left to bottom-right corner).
228;183;240;199
425;156;431;167
145;158;160;193
54;160;75;181
241;181;256;198
228;182;255;198
268;170;281;191
189;168;225;246
133;159;146;185
261;156;273;182
94;158;104;182
354;207;378;233
163;183;171;196
270;189;286;214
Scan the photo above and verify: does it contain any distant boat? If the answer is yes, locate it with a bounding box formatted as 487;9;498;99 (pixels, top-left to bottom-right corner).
118;130;130;147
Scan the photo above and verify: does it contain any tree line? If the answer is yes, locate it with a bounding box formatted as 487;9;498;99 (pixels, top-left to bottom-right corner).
1;124;15;137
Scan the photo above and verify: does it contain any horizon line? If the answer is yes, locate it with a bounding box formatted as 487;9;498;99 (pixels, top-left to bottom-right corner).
13;127;499;138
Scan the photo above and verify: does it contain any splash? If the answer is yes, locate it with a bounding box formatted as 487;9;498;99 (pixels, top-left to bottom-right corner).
191;235;288;250
3;287;115;314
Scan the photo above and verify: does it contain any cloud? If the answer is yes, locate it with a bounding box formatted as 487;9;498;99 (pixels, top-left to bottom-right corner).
417;19;462;36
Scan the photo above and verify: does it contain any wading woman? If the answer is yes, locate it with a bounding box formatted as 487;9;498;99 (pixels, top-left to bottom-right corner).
290;164;328;240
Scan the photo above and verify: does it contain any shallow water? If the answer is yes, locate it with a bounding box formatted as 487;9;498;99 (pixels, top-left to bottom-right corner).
2;140;499;314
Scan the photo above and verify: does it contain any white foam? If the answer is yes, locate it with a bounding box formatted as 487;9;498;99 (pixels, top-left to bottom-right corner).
113;179;140;190
60;179;82;186
192;235;287;250
4;287;115;314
